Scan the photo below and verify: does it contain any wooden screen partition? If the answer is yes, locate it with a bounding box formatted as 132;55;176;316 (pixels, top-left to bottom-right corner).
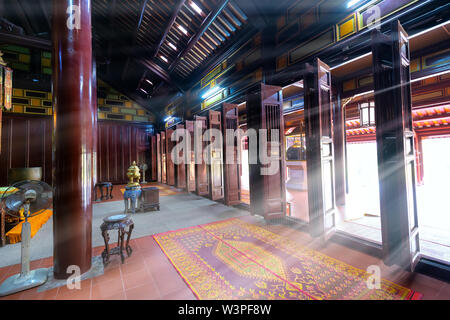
304;59;337;240
194;115;209;196
207;110;224;200
185;120;196;192
150;135;157;181
161;131;167;184
156;133;161;182
175;123;186;189
222;103;241;206
372;21;420;270
247;83;286;220
166;128;175;186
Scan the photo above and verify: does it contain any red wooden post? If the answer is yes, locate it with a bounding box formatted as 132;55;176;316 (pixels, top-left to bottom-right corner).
52;0;95;279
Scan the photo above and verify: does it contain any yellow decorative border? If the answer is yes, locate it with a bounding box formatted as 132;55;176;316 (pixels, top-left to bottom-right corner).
336;13;357;41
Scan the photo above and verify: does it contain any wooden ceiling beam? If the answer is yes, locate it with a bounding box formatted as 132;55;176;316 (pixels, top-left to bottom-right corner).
153;0;186;58
139;59;172;84
38;0;51;32
0;31;51;49
106;0;118;76
121;0;149;81
14;0;35;35
168;0;230;72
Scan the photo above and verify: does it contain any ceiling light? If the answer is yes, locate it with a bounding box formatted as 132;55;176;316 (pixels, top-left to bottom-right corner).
347;0;363;8
160;55;168;63
190;1;202;14
140;88;148;94
178;24;188;35
145;79;153;85
168;42;177;50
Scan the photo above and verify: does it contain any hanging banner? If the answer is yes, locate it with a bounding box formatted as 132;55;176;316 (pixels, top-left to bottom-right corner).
4;68;12;111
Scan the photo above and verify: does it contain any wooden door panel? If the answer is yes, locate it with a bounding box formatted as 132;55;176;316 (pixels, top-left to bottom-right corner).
304;59;337;240
156;133;161;182
372;21;420;270
150;135;157;181
185;120;196;192
223;103;241;206
194;116;209;195
247;84;286;220
208;110;224;200
175;124;187;189
161;131;167;184
166;128;175;186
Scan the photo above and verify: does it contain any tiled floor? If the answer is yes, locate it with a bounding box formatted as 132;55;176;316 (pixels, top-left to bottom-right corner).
0;237;196;300
1;215;449;300
0;188;248;268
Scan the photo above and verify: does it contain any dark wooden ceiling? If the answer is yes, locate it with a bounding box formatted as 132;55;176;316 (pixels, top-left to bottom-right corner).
0;0;283;115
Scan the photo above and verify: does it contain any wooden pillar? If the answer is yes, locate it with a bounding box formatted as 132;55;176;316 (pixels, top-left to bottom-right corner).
52;0;94;279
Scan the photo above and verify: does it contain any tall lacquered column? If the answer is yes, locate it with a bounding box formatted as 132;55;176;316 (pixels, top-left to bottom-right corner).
52;0;94;279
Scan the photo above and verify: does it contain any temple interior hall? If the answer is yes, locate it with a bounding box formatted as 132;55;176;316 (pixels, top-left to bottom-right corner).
0;0;449;301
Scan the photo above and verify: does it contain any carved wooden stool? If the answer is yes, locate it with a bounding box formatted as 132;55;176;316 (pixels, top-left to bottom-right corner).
94;182;113;201
100;214;134;265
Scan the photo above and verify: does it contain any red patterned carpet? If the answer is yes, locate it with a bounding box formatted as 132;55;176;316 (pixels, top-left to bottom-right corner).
154;218;422;300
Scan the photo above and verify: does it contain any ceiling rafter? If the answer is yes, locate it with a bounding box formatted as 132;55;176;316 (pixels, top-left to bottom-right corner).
121;0;149;81
168;0;230;72
106;0;118;76
153;0;187;58
138;58;185;93
14;0;35;35
38;0;51;33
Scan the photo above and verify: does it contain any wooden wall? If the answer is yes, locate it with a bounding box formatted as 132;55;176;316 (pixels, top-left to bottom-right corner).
0;113;152;186
97;120;151;184
0;113;52;186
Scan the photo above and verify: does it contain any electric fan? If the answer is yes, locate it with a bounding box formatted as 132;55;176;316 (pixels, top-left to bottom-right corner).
0;180;52;296
140;163;148;184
